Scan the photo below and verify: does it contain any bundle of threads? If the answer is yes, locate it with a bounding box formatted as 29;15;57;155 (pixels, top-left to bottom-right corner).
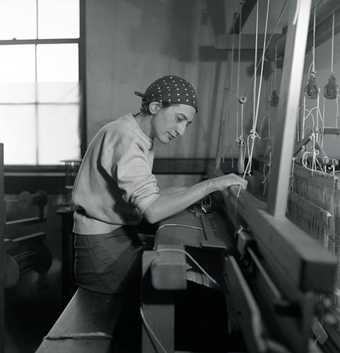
289;163;340;293
287;192;333;250
292;164;336;211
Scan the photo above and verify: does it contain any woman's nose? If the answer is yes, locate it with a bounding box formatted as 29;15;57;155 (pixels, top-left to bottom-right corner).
177;122;186;136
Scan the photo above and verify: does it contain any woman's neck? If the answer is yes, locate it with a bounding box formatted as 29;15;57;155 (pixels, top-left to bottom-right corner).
134;113;153;139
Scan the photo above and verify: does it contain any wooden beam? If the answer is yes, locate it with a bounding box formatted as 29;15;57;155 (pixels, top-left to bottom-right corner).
270;1;340;58
0;38;79;45
199;45;255;61
222;187;337;296
0;144;4;353
268;0;313;218
141;252;175;353
224;256;267;353
215;33;281;50
322;127;340;135
36;288;123;353
2;159;239;194
314;0;340;23
230;0;257;34
79;0;87;156
307;4;340;51
213;0;340;61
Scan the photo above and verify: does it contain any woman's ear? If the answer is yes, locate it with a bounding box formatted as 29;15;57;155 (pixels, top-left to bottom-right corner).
149;101;162;114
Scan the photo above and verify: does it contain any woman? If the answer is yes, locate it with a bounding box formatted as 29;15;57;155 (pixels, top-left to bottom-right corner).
72;74;247;294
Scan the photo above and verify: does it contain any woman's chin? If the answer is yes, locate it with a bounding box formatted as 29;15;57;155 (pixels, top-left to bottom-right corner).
158;135;172;144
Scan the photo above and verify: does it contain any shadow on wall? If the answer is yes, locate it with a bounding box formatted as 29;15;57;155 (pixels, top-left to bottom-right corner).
127;0;198;62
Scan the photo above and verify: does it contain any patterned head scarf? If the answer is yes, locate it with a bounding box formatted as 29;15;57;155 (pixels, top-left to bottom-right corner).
135;75;198;114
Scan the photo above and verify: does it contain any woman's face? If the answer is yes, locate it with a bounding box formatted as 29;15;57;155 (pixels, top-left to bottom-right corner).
151;103;196;144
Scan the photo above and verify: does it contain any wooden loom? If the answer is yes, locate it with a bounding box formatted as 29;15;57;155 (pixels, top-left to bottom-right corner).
35;1;340;353
0;144;5;353
218;1;338;352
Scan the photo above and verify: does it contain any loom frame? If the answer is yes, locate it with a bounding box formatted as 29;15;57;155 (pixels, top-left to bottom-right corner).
219;0;338;340
0;144;5;353
222;0;337;294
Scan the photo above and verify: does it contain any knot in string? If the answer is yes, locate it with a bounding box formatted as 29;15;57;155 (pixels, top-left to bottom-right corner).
236;136;245;145
238;96;247;104
249;129;261;141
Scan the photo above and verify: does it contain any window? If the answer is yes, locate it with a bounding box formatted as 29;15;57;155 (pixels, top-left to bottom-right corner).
0;0;81;165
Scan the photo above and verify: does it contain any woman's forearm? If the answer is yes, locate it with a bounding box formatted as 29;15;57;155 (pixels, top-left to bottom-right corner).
160;186;188;196
143;173;247;223
143;179;214;223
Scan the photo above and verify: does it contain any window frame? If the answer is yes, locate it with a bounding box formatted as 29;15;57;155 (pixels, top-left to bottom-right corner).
0;0;86;172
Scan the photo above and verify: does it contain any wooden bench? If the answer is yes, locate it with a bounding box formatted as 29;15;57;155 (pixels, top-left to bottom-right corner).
35;287;123;353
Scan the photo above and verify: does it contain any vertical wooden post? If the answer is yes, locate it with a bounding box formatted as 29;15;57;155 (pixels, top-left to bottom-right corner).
267;0;312;218
141;251;175;353
0;144;5;353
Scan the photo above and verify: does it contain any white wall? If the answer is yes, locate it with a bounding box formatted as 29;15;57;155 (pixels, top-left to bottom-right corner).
84;0;289;162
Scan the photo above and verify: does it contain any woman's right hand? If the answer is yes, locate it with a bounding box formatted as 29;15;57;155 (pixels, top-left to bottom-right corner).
210;173;248;192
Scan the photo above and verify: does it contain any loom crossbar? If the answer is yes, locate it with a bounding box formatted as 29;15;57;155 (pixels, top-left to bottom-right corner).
221;187;337;296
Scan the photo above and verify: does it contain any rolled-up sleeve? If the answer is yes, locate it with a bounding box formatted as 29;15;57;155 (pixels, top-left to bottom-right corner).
113;139;160;214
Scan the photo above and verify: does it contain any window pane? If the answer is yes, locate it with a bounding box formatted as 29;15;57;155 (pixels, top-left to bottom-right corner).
0;45;35;83
0;105;36;164
37;44;78;82
38;0;79;39
0;0;36;40
38;105;80;164
0;82;80;104
37;82;80;103
0;83;36;103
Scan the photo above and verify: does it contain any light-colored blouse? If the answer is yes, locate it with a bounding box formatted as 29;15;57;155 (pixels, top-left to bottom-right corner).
72;114;160;234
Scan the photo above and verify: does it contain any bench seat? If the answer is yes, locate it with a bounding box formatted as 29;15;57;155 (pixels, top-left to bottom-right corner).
35;288;123;353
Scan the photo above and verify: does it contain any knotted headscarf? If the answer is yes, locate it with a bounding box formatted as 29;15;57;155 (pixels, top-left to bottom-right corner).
135;75;198;114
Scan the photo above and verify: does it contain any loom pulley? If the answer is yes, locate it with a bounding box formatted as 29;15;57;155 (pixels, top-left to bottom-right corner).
324;74;338;100
324;12;338;100
305;72;319;99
